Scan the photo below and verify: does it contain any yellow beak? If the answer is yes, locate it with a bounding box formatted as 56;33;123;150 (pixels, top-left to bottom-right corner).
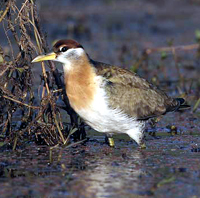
31;52;56;63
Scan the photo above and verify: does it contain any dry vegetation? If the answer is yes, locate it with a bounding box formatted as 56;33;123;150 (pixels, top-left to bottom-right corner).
0;0;86;150
0;0;199;150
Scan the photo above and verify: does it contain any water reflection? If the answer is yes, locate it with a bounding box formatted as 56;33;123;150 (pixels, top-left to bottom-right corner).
82;150;144;197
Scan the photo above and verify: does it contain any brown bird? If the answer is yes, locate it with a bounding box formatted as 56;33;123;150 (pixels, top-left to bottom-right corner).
32;39;189;148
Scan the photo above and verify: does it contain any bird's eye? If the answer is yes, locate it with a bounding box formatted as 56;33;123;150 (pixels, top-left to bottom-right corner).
60;46;68;52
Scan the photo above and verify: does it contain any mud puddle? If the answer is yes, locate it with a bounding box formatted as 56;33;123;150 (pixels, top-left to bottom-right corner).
0;113;200;198
0;0;200;197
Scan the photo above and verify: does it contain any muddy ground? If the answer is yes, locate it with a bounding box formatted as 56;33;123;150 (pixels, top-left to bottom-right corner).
0;0;200;197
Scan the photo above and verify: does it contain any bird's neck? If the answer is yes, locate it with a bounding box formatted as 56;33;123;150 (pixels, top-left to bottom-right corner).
63;57;98;111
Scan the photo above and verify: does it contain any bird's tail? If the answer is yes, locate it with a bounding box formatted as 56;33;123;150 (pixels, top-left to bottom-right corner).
175;98;190;111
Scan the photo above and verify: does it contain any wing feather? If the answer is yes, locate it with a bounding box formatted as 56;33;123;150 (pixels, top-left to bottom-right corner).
92;60;180;120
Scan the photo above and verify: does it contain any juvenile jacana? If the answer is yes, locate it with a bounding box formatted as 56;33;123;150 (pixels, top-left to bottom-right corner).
32;39;189;148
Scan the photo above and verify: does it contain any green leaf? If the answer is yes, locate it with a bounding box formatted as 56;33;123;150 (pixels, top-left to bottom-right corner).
16;67;25;73
8;70;13;78
157;176;176;187
0;141;6;147
0;54;4;63
195;29;200;41
130;64;138;73
69;127;78;135
161;51;167;60
193;97;200;112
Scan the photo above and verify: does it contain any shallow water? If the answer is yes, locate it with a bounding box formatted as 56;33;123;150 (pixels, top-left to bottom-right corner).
1;129;200;197
0;0;200;197
0;112;200;198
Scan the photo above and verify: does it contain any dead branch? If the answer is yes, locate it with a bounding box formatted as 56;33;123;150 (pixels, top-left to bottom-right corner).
0;1;10;23
145;43;199;55
3;95;40;109
0;0;85;148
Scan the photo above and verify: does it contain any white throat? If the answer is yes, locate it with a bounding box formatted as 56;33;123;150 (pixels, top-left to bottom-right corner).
56;48;85;72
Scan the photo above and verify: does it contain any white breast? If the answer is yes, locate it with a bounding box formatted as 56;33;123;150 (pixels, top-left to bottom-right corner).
75;76;145;143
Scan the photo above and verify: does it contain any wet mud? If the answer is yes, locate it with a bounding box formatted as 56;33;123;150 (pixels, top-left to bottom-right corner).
0;111;199;198
0;0;200;197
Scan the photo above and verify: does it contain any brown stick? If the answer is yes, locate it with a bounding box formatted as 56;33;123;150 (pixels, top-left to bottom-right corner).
0;1;10;23
3;95;40;109
145;44;199;55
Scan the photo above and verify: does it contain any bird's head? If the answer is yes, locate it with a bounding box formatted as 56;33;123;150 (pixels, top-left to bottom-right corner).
32;39;87;71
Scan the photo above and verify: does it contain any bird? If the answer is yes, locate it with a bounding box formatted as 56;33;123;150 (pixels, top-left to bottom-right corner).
32;39;189;148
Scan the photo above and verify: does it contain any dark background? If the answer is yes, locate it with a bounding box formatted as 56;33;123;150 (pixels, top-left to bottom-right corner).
0;1;200;197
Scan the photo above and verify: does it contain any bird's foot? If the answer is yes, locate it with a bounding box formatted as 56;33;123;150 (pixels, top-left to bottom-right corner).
108;137;115;147
105;136;115;147
139;139;146;149
139;142;146;149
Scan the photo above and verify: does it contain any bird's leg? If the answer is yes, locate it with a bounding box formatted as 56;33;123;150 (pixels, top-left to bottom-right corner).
105;134;115;147
139;139;146;149
149;117;162;137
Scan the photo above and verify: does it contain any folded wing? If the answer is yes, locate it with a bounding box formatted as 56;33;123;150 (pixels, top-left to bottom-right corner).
93;60;183;120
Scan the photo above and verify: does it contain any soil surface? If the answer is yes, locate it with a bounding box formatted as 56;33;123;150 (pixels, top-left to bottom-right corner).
0;0;200;197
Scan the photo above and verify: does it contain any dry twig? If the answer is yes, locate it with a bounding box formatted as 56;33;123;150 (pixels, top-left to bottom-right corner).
0;0;85;148
145;44;199;55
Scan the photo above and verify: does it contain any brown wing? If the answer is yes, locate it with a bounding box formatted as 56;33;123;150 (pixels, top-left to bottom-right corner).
92;60;180;120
